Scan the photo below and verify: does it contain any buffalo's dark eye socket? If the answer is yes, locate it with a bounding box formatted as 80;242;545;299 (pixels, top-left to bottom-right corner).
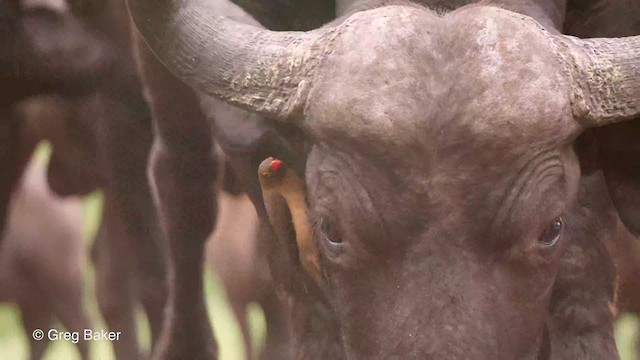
539;217;563;247
319;218;343;244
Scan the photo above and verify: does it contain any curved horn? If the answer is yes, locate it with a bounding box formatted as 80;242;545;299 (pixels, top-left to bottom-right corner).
556;35;640;127
126;0;337;120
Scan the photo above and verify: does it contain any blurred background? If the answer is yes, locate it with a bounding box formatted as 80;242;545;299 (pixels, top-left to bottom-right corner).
0;144;267;360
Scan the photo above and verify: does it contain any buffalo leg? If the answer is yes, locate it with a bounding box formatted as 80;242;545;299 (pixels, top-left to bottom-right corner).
94;195;141;359
133;33;219;359
19;301;52;360
95;90;168;348
53;286;91;360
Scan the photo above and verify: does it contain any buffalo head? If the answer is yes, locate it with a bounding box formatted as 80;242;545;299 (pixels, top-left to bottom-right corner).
127;1;639;358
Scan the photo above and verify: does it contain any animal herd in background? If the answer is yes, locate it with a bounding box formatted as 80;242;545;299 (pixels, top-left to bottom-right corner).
0;1;274;358
0;0;639;359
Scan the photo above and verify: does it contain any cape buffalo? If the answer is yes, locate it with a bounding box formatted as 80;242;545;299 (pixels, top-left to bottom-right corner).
128;0;640;358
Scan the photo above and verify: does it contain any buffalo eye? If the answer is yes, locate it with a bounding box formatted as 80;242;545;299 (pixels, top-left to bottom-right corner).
318;218;343;245
539;217;563;247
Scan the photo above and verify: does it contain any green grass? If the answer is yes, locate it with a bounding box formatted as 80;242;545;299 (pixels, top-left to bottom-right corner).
617;313;640;360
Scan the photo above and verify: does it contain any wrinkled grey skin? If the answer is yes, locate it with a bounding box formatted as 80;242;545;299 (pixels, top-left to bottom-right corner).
128;0;639;358
300;8;579;359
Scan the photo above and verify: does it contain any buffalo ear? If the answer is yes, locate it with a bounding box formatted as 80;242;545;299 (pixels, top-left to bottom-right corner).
594;120;640;236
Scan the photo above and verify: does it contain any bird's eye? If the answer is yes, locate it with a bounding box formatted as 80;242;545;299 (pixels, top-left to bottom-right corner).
318;218;343;244
539;217;563;247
